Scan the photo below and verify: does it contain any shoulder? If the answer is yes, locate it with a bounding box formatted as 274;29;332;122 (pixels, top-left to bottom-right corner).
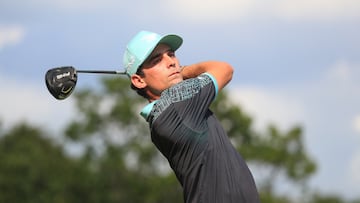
164;73;215;99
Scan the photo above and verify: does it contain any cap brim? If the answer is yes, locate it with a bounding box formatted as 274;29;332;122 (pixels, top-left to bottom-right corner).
159;34;183;52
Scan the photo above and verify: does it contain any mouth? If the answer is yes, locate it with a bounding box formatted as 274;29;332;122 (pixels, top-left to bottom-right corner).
169;71;180;77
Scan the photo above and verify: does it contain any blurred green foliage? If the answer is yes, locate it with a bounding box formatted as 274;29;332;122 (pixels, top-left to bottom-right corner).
0;77;359;202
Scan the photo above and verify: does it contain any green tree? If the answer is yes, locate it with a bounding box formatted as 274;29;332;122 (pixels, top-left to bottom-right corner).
0;123;98;203
64;77;183;202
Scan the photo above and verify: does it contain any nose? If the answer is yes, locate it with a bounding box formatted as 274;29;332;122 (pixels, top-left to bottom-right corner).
164;54;176;68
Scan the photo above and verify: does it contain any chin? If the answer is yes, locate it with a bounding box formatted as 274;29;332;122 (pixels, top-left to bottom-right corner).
171;77;183;85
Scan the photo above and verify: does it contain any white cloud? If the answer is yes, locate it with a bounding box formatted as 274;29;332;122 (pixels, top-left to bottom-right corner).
0;74;76;132
352;115;360;134
227;60;360;135
4;0;360;23
166;0;255;22
228;60;360;198
0;25;26;50
229;86;305;131
29;0;131;11
349;150;360;187
276;0;360;21
30;0;100;9
325;60;360;85
165;0;360;23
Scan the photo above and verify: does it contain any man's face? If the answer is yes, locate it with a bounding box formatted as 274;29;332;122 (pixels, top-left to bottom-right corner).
137;43;183;96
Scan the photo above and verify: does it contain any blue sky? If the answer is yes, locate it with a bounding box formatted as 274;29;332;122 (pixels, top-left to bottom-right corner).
1;0;360;199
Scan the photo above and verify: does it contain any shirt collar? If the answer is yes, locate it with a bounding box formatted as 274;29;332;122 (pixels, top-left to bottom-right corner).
140;100;158;121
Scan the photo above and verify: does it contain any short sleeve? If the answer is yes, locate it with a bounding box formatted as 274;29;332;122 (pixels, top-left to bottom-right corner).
144;73;218;127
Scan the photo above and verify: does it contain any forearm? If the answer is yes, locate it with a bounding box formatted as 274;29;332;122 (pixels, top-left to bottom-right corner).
181;61;234;91
181;61;217;79
180;63;206;80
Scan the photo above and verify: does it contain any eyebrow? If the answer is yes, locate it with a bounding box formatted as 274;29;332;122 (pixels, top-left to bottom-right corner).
147;48;173;63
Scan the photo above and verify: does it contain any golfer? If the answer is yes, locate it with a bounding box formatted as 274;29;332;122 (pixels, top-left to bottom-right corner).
123;30;260;203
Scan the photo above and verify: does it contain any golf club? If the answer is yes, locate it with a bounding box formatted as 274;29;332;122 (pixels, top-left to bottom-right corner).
45;66;126;100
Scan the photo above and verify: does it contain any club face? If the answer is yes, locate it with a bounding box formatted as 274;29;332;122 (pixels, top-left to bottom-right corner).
45;66;78;100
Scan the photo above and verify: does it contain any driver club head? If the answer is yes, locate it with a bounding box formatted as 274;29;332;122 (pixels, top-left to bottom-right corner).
45;66;78;100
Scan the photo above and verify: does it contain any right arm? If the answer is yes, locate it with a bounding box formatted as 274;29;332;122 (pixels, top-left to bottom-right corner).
181;61;234;91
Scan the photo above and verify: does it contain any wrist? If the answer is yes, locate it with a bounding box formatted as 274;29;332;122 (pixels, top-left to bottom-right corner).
180;65;190;80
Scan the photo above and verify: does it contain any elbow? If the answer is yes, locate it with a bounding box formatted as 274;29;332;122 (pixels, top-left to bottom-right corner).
224;62;234;81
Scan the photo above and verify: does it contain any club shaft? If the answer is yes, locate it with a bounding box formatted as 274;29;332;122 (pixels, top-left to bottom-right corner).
77;70;126;75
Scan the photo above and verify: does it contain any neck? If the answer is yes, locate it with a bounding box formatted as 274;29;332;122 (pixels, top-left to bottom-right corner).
146;90;160;103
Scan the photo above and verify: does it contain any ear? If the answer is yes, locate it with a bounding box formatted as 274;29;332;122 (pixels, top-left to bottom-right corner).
131;74;147;89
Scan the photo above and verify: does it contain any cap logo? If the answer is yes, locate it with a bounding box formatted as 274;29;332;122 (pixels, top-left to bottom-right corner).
127;55;135;69
125;54;136;74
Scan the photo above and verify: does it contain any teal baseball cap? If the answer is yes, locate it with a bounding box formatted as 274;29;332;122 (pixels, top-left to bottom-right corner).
123;30;183;77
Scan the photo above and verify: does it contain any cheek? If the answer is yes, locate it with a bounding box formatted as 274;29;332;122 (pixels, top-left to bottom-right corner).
147;70;164;82
145;70;167;88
